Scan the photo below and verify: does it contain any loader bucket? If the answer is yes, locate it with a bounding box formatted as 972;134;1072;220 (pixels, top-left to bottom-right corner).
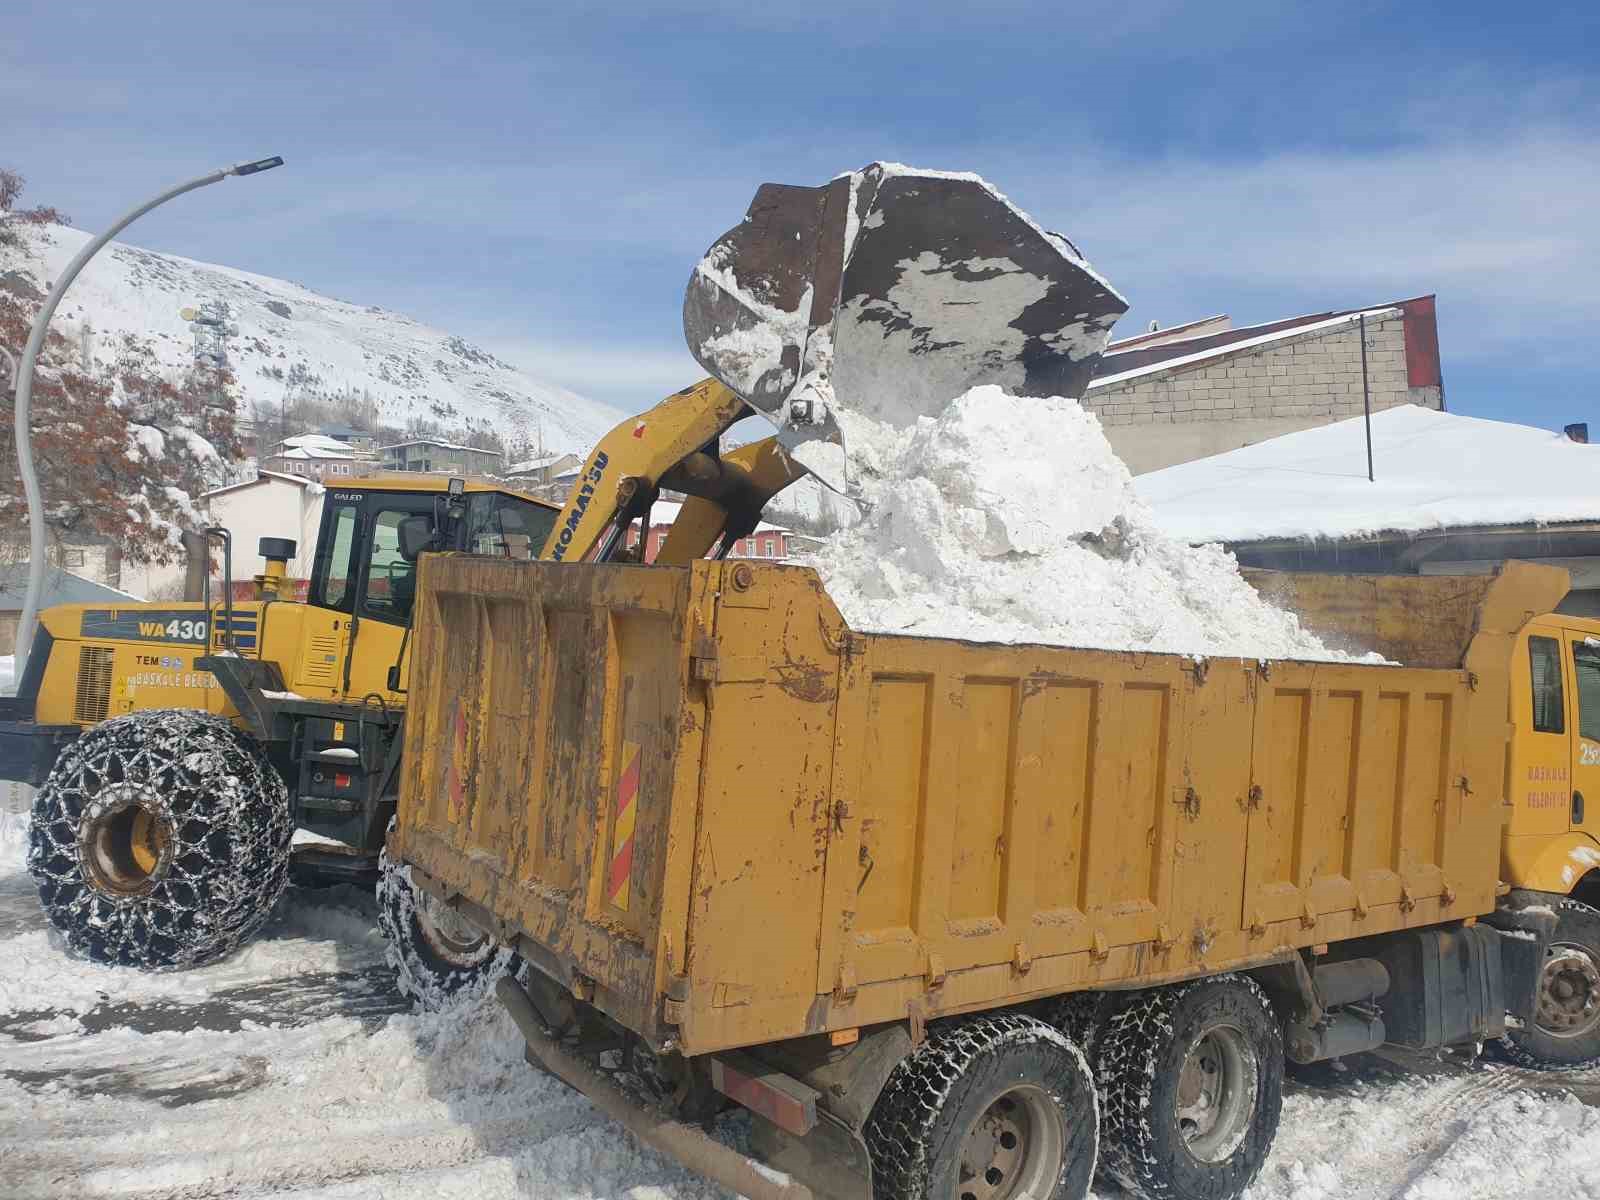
684;162;1128;488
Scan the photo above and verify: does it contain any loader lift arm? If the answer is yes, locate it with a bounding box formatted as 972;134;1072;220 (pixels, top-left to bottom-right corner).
540;377;807;566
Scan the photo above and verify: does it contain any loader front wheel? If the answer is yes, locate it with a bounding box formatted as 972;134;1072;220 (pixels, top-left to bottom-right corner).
27;709;292;969
865;1013;1098;1200
1498;898;1600;1070
1096;974;1282;1200
377;845;519;1010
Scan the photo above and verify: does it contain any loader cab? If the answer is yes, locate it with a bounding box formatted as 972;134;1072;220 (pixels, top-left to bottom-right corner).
304;479;558;698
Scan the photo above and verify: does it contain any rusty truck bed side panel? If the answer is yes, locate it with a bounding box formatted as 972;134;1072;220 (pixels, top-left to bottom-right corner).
398;557;1564;1058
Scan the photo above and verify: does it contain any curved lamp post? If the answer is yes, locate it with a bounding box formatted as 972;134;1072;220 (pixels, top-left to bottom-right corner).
11;156;283;675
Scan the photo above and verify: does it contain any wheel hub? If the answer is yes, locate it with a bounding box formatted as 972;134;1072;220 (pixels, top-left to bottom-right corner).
415;890;490;966
957;1085;1063;1200
1536;943;1600;1038
78;785;173;898
1176;1025;1258;1164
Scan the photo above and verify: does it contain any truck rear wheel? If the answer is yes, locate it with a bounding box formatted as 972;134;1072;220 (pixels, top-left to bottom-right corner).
865;1013;1098;1200
1096;974;1282;1200
377;844;520;1010
26;709;292;969
1498;897;1600;1069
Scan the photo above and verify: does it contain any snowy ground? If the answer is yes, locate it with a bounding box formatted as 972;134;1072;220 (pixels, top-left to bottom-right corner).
3;814;1599;1199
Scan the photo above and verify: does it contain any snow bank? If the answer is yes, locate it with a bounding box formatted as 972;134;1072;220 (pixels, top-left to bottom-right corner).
1139;405;1600;545
804;387;1369;661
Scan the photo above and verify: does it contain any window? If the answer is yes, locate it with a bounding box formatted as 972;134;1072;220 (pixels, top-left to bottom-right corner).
315;503;359;610
363;509;417;621
463;492;559;560
63;549;86;567
1575;641;1600;744
1530;636;1565;734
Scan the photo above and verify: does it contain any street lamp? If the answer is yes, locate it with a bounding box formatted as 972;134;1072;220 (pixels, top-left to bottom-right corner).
11;157;284;674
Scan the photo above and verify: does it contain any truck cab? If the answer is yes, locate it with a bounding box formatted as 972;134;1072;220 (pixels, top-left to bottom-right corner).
1504;615;1600;896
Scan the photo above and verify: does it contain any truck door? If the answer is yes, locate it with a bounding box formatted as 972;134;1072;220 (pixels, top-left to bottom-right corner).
346;493;438;700
1567;632;1600;836
1510;628;1574;837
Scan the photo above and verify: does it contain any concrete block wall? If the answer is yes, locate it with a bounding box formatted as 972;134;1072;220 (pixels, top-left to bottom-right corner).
1084;313;1443;473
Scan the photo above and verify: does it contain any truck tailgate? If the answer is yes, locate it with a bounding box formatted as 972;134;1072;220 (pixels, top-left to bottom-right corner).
392;557;712;1039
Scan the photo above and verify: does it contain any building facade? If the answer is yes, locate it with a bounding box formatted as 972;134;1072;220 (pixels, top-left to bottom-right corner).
1085;296;1444;474
380;439;504;476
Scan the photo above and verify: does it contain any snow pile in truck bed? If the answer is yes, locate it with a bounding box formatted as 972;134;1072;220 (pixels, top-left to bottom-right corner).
805;386;1372;661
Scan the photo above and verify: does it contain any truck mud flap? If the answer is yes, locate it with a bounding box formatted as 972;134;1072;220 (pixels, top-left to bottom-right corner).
1483;894;1562;1028
495;977;822;1200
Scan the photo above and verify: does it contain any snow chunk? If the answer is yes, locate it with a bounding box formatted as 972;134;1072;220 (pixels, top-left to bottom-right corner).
803;387;1374;661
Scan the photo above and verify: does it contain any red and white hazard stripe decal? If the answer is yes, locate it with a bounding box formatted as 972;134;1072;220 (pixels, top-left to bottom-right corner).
607;741;641;910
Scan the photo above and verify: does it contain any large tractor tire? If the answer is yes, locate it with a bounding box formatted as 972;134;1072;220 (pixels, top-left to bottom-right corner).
1497;897;1600;1069
1096;974;1283;1200
27;709;292;970
865;1013;1099;1200
377;839;520;1010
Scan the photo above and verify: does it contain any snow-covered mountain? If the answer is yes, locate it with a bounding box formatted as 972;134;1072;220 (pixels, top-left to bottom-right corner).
7;224;621;453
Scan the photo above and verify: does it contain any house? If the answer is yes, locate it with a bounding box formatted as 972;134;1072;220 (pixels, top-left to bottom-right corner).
0;565;144;655
317;423;378;452
262;432;372;481
379;439;504;476
622;500;803;562
506;451;582;485
1137;408;1600;617
1085;296;1444;473
120;470;325;601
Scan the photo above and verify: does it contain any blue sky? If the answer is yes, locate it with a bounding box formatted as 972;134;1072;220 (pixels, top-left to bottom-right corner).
6;1;1597;429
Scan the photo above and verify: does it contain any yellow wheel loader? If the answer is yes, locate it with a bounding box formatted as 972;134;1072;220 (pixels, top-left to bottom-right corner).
0;475;558;973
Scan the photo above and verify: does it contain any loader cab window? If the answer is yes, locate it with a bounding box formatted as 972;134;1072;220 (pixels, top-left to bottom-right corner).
1530;635;1565;734
312;501;360;612
1574;641;1600;743
362;506;429;623
463;492;557;560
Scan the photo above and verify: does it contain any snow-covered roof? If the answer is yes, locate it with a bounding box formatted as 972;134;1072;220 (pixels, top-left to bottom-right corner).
0;565;144;608
280;433;350;452
507;451;579;474
1090;307;1400;391
1137;406;1600;545
278;444;357;460
382;438;501;455
205;469;315;497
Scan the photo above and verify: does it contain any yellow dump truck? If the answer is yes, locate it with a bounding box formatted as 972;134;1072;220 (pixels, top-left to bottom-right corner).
387;554;1592;1200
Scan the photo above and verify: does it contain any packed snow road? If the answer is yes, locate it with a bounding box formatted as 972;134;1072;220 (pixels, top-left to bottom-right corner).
3;817;1599;1200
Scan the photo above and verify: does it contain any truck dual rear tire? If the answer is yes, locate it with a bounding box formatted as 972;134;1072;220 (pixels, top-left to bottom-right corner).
27;709;292;969
1497;897;1600;1069
1096;974;1283;1200
865;1013;1098;1200
377;841;520;1010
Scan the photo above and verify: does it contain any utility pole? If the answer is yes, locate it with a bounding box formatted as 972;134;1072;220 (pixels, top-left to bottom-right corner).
12;157;284;674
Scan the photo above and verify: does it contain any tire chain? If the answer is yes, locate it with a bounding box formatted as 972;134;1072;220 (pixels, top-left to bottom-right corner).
376;824;520;1010
865;1012;1095;1200
27;709;292;969
1494;895;1600;1071
1095;973;1280;1200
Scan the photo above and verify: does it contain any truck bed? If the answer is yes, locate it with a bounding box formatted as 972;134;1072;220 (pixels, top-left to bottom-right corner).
390;558;1562;1056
